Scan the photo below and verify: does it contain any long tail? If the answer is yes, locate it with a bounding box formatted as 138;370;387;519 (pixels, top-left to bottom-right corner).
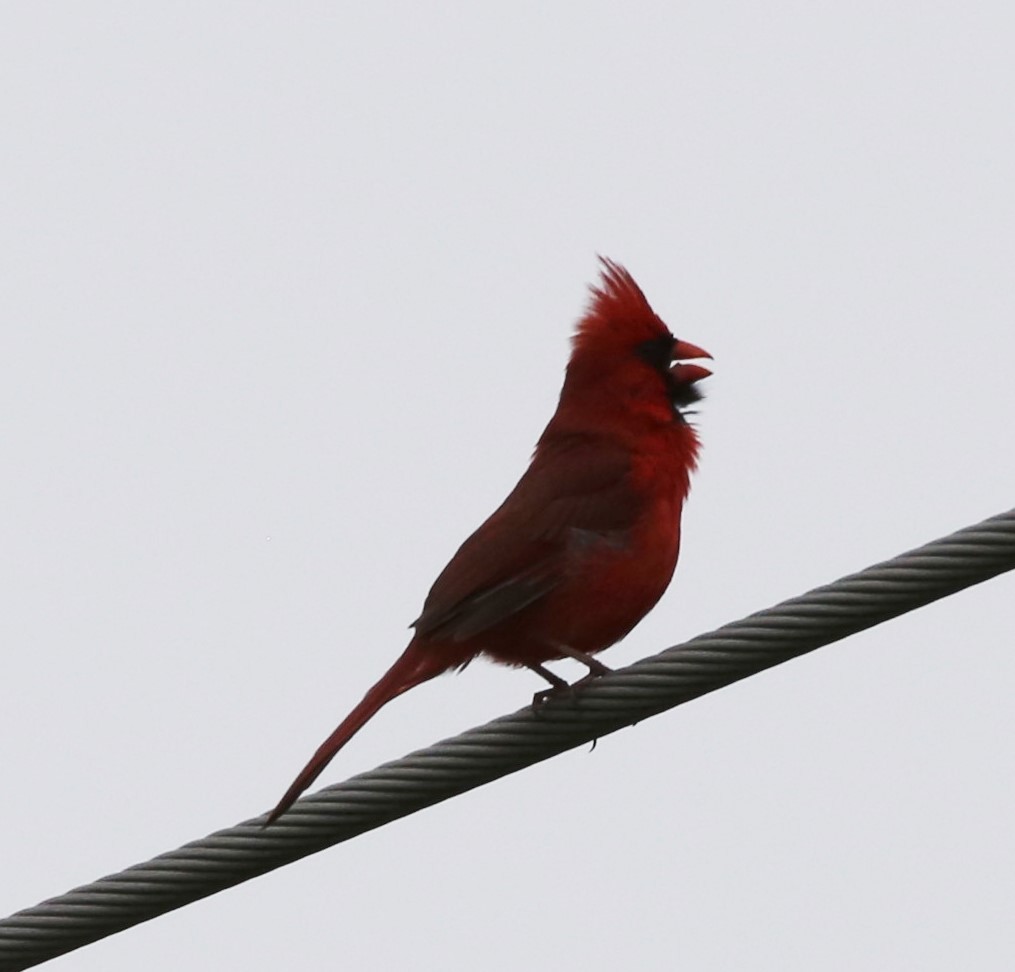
265;641;447;825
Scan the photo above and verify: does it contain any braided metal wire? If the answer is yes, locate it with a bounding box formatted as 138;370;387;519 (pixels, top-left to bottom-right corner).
1;508;1013;971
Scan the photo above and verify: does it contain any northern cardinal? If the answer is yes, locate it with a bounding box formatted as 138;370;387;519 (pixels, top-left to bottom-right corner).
266;259;710;823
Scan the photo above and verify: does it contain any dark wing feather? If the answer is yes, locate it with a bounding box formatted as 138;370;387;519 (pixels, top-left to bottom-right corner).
412;436;639;642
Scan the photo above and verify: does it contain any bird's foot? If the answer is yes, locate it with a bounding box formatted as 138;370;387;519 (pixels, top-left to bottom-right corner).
530;666;610;707
527;650;613;709
530;665;572;708
532;683;574;707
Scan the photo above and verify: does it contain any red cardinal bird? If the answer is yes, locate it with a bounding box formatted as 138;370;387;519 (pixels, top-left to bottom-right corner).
266;259;710;823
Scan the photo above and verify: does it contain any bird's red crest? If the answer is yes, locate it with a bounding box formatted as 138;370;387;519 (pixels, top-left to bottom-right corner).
573;258;671;356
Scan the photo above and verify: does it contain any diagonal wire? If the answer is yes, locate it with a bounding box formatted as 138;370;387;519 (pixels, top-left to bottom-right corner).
0;508;1013;971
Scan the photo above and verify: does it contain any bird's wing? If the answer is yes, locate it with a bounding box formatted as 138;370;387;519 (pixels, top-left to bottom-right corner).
411;436;640;642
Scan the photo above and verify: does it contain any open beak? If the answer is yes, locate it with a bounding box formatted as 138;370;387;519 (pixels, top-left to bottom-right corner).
671;338;712;383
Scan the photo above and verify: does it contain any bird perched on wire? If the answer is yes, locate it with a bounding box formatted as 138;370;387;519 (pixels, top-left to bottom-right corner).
266;258;711;824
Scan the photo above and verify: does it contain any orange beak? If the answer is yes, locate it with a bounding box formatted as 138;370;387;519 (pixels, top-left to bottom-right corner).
672;338;712;362
671;339;712;383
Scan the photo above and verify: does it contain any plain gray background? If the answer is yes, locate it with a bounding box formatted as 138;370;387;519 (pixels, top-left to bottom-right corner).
3;4;1014;969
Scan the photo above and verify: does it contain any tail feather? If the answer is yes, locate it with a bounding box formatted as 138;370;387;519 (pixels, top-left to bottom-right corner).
265;643;445;825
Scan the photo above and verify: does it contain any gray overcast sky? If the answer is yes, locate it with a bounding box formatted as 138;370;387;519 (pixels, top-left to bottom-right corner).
3;4;1014;970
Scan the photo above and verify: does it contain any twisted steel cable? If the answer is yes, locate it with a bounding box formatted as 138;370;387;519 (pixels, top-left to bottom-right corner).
1;508;1013;971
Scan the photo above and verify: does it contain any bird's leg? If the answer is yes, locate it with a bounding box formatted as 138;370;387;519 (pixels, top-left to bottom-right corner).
552;644;613;679
528;645;614;707
528;663;571;707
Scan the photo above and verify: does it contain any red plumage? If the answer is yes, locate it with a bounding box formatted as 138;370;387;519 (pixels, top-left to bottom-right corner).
266;259;710;824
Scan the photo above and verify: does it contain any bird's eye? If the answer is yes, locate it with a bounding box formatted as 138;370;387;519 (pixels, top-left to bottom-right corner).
635;334;675;373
